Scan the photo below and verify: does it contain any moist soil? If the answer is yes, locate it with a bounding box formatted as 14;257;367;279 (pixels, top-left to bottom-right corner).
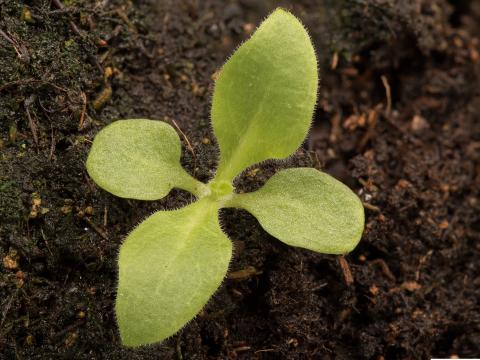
1;0;479;359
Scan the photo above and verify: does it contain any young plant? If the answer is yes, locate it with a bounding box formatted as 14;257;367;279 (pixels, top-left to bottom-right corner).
86;9;364;347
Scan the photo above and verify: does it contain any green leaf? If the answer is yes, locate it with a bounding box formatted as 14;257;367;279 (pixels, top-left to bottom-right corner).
86;119;207;200
116;198;232;347
212;9;318;182
226;168;364;254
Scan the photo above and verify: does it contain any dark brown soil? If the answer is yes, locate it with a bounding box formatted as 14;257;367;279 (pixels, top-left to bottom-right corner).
1;0;479;359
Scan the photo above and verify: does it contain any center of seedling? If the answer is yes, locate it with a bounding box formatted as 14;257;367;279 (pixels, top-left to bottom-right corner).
207;179;234;200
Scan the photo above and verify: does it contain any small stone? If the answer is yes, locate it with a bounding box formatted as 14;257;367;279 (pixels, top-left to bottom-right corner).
396;179;412;189
16;278;25;288
243;23;254;34
25;334;34;346
440;184;450;193
3;255;18;270
92;86;112;110
21;7;35;23
401;281;421;292
287;338;299;347
104;66;113;79
470;48;479;62
411;309;424;320
191;82;204;96
64;332;78;347
211;70;220;81
61;205;72;214
87;287;96;295
453;37;463;48
95;38;108;47
438;220;449;229
411;115;429;133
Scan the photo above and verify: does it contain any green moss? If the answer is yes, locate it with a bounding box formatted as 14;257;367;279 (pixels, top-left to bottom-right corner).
0;0;97;133
0;180;24;223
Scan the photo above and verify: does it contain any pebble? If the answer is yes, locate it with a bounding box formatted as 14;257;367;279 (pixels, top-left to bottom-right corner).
411;115;429;133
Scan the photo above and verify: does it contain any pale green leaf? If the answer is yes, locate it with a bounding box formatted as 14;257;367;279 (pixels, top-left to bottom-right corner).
226;168;364;254
86;119;207;200
116;198;232;347
212;9;318;182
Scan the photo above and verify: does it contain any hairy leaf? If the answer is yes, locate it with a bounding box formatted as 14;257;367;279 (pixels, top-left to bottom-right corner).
227;168;364;254
86;119;206;200
212;9;318;182
116;199;232;347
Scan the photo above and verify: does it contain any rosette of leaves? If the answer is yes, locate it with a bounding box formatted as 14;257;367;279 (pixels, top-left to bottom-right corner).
86;9;364;347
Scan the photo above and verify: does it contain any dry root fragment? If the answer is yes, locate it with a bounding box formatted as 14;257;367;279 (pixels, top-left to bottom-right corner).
338;256;354;285
228;266;261;280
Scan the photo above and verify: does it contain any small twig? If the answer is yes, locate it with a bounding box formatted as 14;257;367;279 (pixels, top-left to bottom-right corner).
0;29;29;62
40;227;54;256
103;206;108;227
49;126;56;161
232;346;251;352
381;75;392;116
329;113;342;143
24;96;39;146
228;266;262;280
363;202;381;212
0;28;16;46
78;92;87;129
0;294;15;330
255;348;277;354
370;259;396;281
331;52;339;70
83;217;108;240
171;119;197;175
311;282;328;291
338;256;354;285
358;104;381;150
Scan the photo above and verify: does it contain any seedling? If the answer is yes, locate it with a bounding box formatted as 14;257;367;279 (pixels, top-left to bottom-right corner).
86;9;364;347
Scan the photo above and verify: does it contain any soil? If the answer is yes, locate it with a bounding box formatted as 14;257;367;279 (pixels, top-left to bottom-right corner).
1;0;479;359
